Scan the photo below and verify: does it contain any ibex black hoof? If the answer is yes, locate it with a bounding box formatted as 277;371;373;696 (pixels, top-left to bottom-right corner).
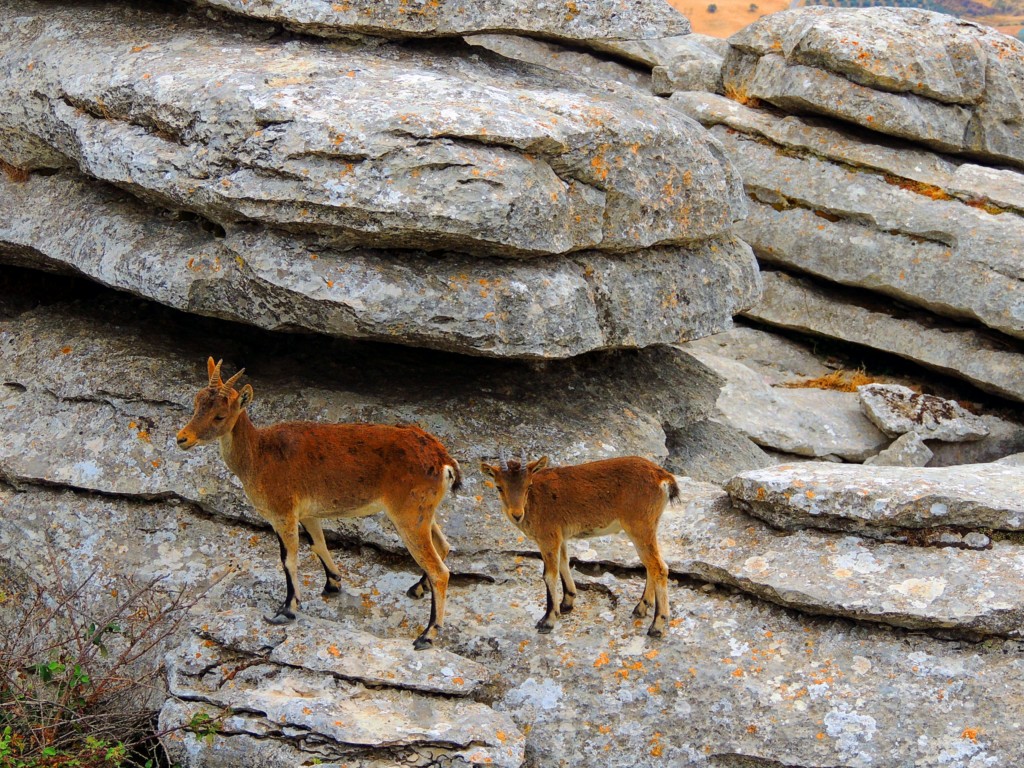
632;601;652;619
413;635;434;650
536;618;555;633
406;582;427;600
264;609;297;625
322;583;342;596
559;602;575;614
647;625;665;639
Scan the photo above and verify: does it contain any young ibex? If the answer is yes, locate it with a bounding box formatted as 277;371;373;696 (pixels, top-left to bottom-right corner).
177;358;461;649
480;452;678;637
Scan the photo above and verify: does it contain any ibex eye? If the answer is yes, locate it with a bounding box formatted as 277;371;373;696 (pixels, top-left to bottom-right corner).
214;415;226;422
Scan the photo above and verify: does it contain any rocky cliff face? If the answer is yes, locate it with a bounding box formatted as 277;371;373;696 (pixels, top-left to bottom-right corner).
4;2;1024;767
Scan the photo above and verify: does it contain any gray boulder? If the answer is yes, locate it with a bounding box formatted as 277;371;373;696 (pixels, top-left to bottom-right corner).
727;462;1024;536
722;7;1024;167
864;432;934;468
0;170;760;359
683;349;889;461
188;0;689;44
0;2;744;259
859;384;989;442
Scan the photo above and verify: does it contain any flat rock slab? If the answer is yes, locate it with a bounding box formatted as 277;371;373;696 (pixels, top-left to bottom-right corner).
575;479;1024;637
683;349;889;461
723;7;1024;167
0;170;759;359
161;627;524;767
859;383;989;442
192;607;491;695
727;462;1024;535
0;266;728;558
747;270;1024;403
188;0;690;43
0;2;743;258
9;481;1024;767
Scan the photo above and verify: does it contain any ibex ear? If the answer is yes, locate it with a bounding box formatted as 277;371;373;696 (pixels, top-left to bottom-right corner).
238;384;254;408
528;456;549;473
479;462;495;478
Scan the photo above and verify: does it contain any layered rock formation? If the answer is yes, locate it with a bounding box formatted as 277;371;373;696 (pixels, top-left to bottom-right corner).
654;8;1024;405
6;1;1024;767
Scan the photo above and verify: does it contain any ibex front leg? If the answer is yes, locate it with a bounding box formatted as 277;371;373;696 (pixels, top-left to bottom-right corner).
267;516;301;624
536;538;562;633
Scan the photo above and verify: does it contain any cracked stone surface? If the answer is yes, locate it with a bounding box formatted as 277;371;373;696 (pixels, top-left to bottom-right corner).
0;266;763;558
722;7;1024;167
7;479;1024;767
727;462;1024;537
186;0;690;44
0;170;759;359
746;271;1024;404
682;348;889;461
859;384;989;442
671;94;1024;342
158;609;523;768
0;2;745;259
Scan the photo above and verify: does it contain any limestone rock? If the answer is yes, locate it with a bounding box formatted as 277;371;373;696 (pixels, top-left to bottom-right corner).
584;34;712;68
746;270;1024;403
0;266;732;557
927;415;1024;467
683;350;889;461
864;432;934;467
160;617;524;767
651;36;725;95
464;34;651;91
576;479;1024;637
187;0;690;44
662;418;773;485
9;474;1024;766
682;324;832;386
0;2;744;258
859;384;989;442
723;7;1024;167
727;462;1024;535
0;170;760;359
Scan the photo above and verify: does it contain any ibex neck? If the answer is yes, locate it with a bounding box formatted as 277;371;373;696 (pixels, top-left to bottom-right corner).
219;410;258;482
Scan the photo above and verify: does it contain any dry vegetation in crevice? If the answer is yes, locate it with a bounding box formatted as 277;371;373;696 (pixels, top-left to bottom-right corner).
0;543;214;768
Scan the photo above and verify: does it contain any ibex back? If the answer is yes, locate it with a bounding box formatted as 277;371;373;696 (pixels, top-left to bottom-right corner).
480;454;678;637
177;358;461;649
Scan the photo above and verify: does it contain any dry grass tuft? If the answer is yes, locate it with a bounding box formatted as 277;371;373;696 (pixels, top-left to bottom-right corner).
782;369;878;393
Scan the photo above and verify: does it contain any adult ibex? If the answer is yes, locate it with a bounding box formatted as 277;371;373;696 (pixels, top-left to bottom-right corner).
480;452;677;637
177;358;461;649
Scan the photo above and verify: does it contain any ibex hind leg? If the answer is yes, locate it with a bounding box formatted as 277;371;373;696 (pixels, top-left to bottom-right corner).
302;518;343;596
396;514;450;650
266;523;301;624
407;522;450;599
624;525;669;638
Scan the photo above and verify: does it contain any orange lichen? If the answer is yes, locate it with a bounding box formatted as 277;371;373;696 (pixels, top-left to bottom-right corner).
723;82;762;108
0;158;29;183
882;174;953;201
594;652;611;668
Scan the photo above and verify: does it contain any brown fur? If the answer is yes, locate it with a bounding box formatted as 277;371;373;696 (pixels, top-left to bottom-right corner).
480;455;677;637
177;358;460;649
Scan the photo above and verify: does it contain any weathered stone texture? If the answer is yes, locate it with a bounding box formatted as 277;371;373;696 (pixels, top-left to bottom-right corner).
683;348;889;461
859;384;989;442
188;0;690;43
727;462;1024;536
723;7;1024;167
863;432;933;467
746;270;1024;403
0;170;760;359
0;2;744;259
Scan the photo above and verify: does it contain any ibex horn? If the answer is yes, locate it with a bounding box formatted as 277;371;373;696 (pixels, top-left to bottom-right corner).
222;367;246;393
498;447;509;472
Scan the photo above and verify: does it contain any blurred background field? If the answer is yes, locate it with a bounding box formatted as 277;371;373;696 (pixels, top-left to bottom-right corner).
671;0;1024;38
